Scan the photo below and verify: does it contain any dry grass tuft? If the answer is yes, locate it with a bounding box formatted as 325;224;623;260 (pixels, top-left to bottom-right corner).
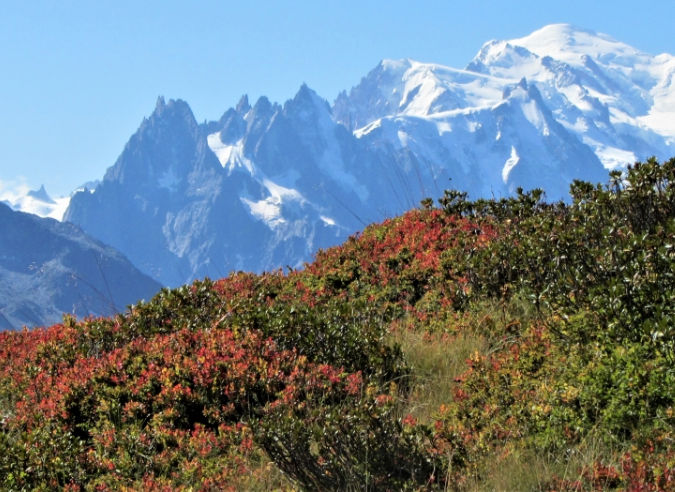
232;455;296;491
395;327;486;424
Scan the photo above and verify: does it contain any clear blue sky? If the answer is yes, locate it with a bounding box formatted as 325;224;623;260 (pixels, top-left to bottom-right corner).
1;0;672;197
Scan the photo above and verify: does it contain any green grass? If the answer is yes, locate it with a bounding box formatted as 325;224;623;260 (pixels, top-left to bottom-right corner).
392;297;629;491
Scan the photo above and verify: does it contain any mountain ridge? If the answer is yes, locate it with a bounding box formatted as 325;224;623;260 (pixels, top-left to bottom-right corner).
16;24;675;287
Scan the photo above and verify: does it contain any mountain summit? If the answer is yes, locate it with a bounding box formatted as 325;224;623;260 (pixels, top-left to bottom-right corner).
56;25;675;287
65;87;369;286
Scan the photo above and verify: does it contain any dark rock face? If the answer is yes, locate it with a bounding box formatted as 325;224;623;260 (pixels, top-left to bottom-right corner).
64;88;364;286
65;98;264;286
65;92;372;287
0;202;161;329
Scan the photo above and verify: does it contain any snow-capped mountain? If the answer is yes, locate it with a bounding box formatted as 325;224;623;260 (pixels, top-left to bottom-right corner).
336;24;675;174
2;185;71;220
65;93;370;286
335;67;607;200
55;24;675;287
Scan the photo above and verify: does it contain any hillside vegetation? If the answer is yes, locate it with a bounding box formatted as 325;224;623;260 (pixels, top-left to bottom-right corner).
3;158;675;491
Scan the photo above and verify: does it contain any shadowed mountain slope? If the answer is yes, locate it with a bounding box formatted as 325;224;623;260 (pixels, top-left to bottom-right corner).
0;202;161;329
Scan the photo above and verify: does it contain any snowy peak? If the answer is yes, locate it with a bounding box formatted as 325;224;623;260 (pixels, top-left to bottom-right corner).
468;41;541;77
335;58;510;130
401;62;508;115
472;24;661;84
333;59;412;130
470;23;675;113
335;24;675;172
27;185;56;204
101;97;211;191
1;184;70;221
507;24;650;68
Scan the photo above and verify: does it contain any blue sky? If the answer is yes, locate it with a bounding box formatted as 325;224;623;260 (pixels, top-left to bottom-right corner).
1;0;673;197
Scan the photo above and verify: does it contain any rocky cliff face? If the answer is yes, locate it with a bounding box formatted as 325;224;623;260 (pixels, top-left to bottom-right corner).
65;92;370;287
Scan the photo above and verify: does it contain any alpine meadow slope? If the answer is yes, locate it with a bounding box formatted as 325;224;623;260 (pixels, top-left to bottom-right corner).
59;24;675;287
4;158;675;490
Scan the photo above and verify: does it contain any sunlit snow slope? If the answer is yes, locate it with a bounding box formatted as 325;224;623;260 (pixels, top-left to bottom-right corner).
1;185;71;221
335;24;675;175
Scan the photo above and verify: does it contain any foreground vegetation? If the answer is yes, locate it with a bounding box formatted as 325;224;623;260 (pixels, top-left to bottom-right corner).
3;158;675;490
